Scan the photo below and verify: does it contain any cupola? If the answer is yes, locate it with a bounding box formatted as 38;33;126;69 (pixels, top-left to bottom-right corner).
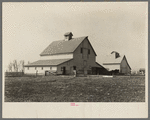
111;51;120;59
64;32;73;41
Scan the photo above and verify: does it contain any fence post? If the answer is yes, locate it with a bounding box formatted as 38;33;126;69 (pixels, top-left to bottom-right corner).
35;70;38;77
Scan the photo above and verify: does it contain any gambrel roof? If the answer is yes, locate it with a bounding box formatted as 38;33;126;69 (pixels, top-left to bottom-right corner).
40;36;97;56
24;59;72;67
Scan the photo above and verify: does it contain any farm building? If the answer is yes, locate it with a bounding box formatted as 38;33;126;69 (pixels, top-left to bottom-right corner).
103;51;131;74
139;68;145;75
24;32;106;75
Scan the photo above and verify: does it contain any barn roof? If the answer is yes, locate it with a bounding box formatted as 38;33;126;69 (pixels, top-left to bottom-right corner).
40;36;97;56
103;55;131;69
103;54;124;64
95;62;105;68
24;59;72;67
91;62;102;68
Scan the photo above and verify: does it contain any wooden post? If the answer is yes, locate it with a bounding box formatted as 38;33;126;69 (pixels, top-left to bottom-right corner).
36;70;38;77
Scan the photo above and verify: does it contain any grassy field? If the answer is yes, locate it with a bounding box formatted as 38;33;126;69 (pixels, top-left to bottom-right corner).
5;75;145;102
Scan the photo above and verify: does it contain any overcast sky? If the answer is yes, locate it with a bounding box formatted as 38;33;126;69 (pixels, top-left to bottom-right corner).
3;2;148;71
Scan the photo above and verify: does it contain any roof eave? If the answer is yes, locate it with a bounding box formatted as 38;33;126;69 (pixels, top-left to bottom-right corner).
24;65;57;67
24;58;73;67
40;52;73;56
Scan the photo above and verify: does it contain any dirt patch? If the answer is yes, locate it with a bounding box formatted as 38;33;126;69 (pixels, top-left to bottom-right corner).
5;76;145;102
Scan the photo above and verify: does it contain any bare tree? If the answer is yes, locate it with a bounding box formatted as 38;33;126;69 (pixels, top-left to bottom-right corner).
8;62;13;72
7;60;25;72
12;60;18;72
19;60;24;72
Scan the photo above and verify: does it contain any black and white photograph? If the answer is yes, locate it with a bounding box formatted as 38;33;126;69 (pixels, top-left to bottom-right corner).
3;2;148;118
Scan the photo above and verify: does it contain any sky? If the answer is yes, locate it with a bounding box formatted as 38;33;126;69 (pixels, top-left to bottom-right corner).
3;2;148;71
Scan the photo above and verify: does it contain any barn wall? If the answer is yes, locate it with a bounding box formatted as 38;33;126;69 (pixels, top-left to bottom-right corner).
24;66;57;74
40;54;73;60
57;60;74;75
120;57;131;74
57;39;97;75
73;38;96;74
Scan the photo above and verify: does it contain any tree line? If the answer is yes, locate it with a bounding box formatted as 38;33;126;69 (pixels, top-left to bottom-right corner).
7;60;25;72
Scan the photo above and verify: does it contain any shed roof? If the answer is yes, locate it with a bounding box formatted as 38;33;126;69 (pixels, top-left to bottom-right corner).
24;59;72;67
40;36;88;56
95;62;105;68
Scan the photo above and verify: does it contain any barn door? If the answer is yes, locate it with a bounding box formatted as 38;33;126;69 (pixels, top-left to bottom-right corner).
83;49;88;59
62;67;66;75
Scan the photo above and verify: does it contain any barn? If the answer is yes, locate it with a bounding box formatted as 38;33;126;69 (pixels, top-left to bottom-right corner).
103;51;131;74
24;32;106;76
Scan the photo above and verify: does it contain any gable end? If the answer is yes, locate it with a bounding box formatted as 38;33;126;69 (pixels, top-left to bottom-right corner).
121;55;131;70
73;37;97;56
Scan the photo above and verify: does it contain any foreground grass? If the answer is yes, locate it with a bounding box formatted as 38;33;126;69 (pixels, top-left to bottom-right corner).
5;75;145;102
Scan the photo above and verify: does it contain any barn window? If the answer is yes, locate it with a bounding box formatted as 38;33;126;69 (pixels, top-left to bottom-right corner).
50;67;52;70
88;49;90;54
81;48;83;53
73;66;76;70
41;67;43;70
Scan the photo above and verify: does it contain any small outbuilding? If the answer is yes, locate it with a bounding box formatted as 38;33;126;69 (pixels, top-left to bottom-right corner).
139;68;145;75
103;51;131;74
